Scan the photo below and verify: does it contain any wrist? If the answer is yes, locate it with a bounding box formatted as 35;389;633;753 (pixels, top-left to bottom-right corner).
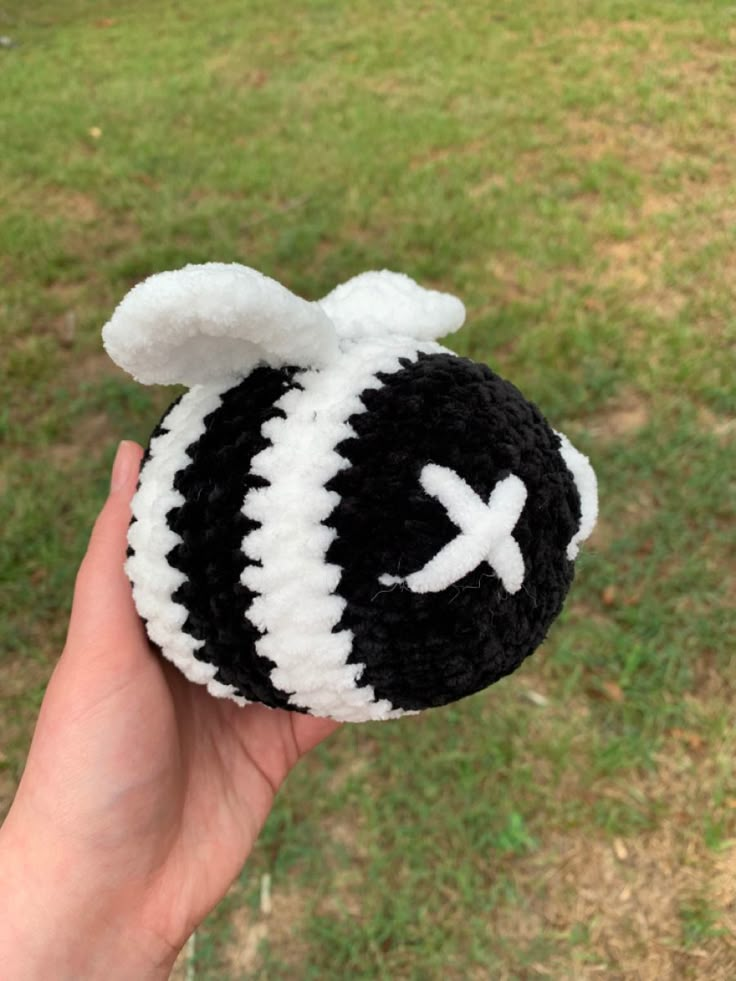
0;818;179;981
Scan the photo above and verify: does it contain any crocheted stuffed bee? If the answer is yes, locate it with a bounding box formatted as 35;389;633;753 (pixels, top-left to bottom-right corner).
103;263;597;722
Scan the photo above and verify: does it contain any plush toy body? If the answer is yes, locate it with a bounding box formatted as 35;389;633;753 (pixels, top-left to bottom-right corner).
103;264;597;722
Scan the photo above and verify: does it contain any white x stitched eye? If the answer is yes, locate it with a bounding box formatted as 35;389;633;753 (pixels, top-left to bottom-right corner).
379;464;528;595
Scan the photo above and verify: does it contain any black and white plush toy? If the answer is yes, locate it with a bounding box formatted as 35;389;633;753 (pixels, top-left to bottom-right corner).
103;263;597;722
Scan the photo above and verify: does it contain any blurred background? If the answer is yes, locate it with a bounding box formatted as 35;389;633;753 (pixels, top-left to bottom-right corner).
1;1;734;977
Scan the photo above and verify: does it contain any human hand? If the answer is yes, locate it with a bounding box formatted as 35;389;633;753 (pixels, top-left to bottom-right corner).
0;440;339;980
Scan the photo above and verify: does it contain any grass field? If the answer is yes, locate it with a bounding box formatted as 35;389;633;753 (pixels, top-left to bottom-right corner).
1;1;735;977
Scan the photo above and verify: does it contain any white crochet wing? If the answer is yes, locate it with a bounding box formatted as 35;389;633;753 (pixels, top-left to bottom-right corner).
102;262;339;386
318;270;465;342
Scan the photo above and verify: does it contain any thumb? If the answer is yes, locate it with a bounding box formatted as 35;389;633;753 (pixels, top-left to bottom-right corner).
65;440;146;653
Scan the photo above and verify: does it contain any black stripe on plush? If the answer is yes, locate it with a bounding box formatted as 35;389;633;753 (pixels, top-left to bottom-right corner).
126;393;184;561
326;353;581;713
165;367;303;708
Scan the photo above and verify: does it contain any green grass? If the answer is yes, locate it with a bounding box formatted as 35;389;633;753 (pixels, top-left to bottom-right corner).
2;1;735;977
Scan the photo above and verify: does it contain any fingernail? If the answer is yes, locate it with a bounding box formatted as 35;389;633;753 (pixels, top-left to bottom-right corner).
110;441;132;493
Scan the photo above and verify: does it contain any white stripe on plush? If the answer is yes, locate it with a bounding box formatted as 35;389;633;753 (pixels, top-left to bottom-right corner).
241;336;447;722
126;382;248;705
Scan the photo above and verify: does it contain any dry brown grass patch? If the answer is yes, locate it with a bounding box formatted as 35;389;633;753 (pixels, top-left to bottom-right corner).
697;405;736;443
467;172;507;199
597;238;688;318
326;755;372;794
713;846;736;937
66;349;121;387
514;829;733;978
221;881;311;979
409;137;488;171
484;253;543;304
44;187;101;225
565;111;687;174
49;411;112;469
560;116;695;317
569;389;650;443
501;736;736;977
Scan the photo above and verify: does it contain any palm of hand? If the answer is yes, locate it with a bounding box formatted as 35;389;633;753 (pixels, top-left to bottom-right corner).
5;442;337;960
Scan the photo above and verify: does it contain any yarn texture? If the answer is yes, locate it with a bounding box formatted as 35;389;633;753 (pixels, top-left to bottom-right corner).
103;263;598;722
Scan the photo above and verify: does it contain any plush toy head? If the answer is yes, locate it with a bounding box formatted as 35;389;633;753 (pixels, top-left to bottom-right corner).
103;263;597;722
